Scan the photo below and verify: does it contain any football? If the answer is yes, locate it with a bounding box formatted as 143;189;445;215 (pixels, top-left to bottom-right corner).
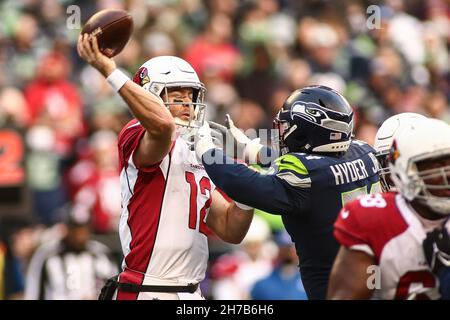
81;9;133;58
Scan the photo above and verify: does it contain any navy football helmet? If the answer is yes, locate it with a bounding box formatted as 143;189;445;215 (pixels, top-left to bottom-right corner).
272;85;354;155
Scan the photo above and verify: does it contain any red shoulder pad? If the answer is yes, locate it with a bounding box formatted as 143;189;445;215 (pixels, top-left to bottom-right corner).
334;192;408;261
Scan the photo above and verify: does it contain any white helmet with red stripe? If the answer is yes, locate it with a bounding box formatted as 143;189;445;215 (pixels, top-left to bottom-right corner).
389;118;450;215
374;113;427;191
133;56;206;141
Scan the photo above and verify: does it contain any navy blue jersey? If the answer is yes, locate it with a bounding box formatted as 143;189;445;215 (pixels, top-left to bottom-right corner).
273;140;380;299
202;140;380;299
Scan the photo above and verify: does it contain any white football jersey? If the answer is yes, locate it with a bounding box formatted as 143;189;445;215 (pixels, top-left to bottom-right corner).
335;192;449;300
117;120;214;297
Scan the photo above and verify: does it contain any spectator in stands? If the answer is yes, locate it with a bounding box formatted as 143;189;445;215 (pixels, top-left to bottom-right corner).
24;51;83;157
211;215;274;299
184;13;241;83
250;230;308;300
70;130;121;234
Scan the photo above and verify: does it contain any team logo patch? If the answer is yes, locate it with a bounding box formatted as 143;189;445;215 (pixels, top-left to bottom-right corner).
389;140;401;163
133;67;150;86
291;101;327;124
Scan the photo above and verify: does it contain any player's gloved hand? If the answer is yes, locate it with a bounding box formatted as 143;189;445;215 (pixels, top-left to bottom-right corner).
194;122;217;163
225;114;263;164
423;227;450;275
209;120;234;156
208;121;225;151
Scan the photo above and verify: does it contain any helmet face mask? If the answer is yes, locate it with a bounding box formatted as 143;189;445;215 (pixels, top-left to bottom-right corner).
272;86;354;155
272;111;296;156
413;157;450;215
159;84;207;129
376;151;393;191
393;161;450;216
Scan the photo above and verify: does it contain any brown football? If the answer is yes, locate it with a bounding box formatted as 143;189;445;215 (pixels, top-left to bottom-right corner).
81;9;133;58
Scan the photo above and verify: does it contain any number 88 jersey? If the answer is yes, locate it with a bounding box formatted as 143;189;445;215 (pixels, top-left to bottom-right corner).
334;192;445;300
117;120;215;288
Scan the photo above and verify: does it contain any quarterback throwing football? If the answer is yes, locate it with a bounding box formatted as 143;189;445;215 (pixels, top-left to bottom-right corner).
77;34;253;300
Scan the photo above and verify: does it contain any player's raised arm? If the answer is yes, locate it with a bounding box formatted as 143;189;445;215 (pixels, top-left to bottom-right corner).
77;34;175;166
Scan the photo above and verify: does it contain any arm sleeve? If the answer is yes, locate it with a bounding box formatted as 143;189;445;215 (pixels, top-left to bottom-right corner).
202;149;311;215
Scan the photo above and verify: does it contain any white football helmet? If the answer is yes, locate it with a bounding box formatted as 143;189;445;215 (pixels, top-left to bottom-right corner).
389;118;450;215
133;56;206;143
374;113;427;191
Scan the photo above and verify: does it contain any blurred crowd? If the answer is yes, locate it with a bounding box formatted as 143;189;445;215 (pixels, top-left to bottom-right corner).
0;0;448;299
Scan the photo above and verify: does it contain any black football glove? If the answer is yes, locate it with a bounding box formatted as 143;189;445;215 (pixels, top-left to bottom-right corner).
423;227;450;276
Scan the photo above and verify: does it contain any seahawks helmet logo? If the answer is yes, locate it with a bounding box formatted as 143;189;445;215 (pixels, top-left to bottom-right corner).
133;67;151;86
291;101;353;135
291;102;327;124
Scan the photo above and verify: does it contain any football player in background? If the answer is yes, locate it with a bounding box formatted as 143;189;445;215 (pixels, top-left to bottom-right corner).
77;34;254;300
328;118;450;300
194;86;380;299
373;112;427;191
